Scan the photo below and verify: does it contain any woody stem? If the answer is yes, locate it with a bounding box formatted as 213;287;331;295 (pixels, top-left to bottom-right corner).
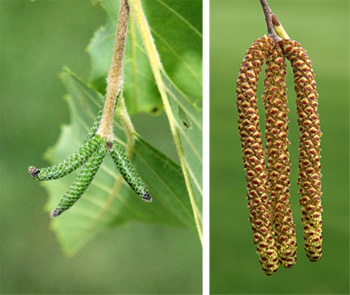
259;0;282;43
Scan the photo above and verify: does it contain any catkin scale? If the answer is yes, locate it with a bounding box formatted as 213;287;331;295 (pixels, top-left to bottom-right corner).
50;138;107;217
236;35;279;275
282;40;323;261
109;142;152;202
262;45;297;267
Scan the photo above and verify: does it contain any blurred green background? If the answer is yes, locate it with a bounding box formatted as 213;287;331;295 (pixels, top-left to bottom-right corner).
0;1;201;293
210;0;349;294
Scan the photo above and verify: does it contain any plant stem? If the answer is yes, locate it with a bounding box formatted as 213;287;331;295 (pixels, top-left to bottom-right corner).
97;0;129;141
128;0;203;245
259;0;283;43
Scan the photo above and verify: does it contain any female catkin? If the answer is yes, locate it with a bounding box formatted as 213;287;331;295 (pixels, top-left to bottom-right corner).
282;40;323;261
236;35;279;275
28;135;102;181
50;137;107;217
109;142;152;202
262;46;297;267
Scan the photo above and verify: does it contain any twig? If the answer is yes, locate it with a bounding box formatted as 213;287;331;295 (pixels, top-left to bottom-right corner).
97;0;129;141
259;0;282;43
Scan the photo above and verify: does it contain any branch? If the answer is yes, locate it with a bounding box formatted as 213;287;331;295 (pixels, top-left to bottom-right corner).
97;0;129;141
259;0;288;42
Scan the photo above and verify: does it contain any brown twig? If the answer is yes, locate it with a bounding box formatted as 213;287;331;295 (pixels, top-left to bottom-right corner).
259;0;282;43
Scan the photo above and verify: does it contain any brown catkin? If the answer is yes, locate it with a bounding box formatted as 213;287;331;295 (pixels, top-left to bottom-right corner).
236;35;279;275
282;40;323;262
262;45;297;267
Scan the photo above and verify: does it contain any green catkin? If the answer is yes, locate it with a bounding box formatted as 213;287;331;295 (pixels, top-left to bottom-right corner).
28;135;102;181
109;142;152;202
85;105;104;142
50;138;107;218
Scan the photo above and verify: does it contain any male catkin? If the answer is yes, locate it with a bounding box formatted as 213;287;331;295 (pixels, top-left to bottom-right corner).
85;105;104;142
28;0;151;220
109;142;152;202
236;35;279;275
29;135;102;181
50;137;107;217
282;40;323;261
262;46;297;267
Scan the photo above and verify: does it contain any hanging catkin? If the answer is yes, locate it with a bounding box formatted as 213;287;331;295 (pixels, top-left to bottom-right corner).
50;139;107;217
282;40;323;262
110;142;152;202
28;135;102;181
28;0;152;219
236;35;279;276
262;45;297;267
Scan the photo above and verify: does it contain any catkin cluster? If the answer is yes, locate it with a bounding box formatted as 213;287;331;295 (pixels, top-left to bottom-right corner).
236;36;322;275
29;97;152;218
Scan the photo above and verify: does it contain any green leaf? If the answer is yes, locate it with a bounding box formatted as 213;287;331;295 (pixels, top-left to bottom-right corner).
42;70;195;255
162;72;202;212
88;0;202;114
142;0;202;102
125;0;203;241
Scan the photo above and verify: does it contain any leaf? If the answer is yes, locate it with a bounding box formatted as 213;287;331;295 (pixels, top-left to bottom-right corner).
126;0;203;241
42;70;195;255
88;0;202;113
141;0;202;102
162;72;202;213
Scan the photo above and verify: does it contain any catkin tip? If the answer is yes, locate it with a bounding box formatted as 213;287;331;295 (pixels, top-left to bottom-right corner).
106;141;113;150
142;192;152;202
50;209;61;218
28;166;40;177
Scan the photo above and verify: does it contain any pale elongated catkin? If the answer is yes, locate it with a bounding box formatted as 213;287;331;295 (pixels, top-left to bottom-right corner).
262;45;297;267
236;35;279;275
282;40;323;262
